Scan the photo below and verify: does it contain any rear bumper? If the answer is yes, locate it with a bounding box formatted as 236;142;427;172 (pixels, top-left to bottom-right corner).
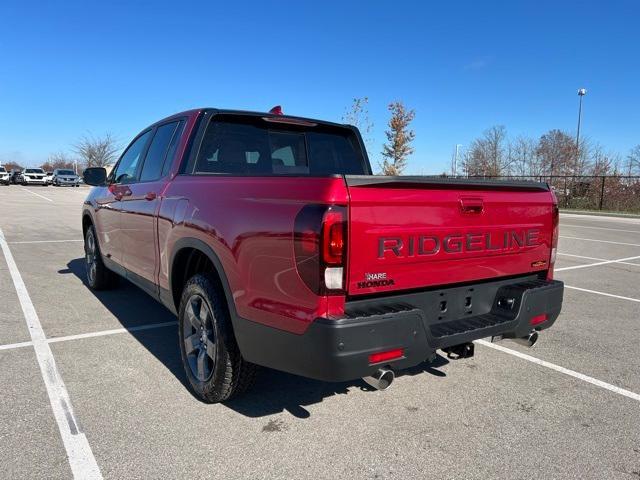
235;277;564;382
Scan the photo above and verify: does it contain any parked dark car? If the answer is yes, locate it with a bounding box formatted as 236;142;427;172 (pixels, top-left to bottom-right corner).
10;169;23;184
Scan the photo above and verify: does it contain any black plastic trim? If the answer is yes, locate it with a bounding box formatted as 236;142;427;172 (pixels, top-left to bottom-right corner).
344;175;550;191
233;278;563;382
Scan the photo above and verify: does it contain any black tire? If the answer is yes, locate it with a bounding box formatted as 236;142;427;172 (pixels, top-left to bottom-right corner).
178;273;257;403
84;225;118;290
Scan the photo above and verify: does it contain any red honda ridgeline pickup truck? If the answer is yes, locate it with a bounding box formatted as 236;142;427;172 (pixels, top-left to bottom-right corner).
82;108;563;402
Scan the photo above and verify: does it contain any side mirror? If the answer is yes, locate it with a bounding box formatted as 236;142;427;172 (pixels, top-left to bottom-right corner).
83;167;107;186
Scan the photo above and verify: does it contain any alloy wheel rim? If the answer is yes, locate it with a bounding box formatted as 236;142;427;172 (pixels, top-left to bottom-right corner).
183;294;216;382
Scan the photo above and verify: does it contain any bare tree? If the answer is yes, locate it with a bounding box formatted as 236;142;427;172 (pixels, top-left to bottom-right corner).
3;161;22;172
45;152;77;171
510;135;538;176
380;101;415;175
626;145;640;176
536;129;577;176
342;97;374;154
462;126;510;176
74;133;119;168
590;144;617;175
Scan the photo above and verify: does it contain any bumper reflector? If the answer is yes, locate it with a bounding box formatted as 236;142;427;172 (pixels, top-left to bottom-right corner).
368;348;404;365
530;313;548;326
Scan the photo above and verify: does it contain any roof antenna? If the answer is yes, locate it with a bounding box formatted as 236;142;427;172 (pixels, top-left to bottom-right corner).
269;105;283;115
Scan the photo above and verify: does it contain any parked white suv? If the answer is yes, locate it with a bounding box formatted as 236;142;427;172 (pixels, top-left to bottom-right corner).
22;168;48;186
52;169;80;187
0;166;10;185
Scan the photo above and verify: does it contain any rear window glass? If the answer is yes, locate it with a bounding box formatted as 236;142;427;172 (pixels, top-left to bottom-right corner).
194;117;366;176
57;170;75;175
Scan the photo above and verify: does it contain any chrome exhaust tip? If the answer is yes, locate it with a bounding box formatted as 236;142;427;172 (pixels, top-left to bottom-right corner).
510;331;539;348
363;368;395;391
491;330;539;348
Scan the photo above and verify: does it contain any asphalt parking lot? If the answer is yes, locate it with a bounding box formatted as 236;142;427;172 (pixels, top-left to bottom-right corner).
1;185;639;479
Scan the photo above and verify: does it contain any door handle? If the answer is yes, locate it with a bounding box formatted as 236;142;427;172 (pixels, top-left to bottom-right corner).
459;197;484;214
145;192;157;201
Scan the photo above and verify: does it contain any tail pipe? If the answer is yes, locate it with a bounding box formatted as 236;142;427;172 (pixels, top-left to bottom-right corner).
363;368;395;391
492;330;539;348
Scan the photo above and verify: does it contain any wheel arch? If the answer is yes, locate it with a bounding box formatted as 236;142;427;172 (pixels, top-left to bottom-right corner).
168;238;238;323
81;211;94;236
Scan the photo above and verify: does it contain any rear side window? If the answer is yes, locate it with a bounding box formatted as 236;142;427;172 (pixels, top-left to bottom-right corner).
161;120;186;177
113;130;152;184
140;121;180;182
194;117;366;176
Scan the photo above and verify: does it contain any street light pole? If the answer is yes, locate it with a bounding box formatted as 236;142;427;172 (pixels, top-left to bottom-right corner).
576;88;587;147
575;88;587;175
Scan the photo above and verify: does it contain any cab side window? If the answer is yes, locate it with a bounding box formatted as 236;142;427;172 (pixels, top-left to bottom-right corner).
140;121;182;182
112;130;152;184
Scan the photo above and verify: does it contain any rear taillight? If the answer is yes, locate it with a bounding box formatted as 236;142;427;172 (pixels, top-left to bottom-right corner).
548;193;559;281
294;204;347;295
322;209;345;266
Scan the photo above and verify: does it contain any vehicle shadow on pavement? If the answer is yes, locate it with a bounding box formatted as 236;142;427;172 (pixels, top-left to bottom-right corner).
60;258;192;393
62;257;450;418
224;354;450;418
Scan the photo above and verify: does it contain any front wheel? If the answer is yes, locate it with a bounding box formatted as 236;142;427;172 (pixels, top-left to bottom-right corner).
178;274;257;403
84;225;118;289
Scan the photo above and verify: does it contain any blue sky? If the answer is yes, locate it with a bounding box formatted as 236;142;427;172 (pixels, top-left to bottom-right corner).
1;0;639;173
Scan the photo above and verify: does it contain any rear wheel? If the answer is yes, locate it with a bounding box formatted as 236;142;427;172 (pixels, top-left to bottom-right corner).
178;273;257;403
84;225;118;289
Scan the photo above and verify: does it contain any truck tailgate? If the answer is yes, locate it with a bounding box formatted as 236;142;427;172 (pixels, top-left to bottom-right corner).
345;176;554;296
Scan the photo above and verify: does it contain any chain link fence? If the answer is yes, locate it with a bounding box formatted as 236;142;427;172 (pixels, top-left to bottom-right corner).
458;175;640;213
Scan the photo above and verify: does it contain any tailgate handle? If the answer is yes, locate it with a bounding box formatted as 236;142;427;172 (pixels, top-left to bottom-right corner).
459;197;484;214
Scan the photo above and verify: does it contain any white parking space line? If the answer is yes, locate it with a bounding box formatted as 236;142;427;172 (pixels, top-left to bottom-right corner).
0;228;102;479
0;321;178;352
476;340;640;402
555;255;640;272
0;340;33;351
46;321;177;345
20;187;54;202
561;223;640;234
9;239;83;244
560;235;640;247
558;252;640;267
565;285;640;303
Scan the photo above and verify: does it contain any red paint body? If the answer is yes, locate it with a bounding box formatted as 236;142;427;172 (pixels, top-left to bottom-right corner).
84;109;558;338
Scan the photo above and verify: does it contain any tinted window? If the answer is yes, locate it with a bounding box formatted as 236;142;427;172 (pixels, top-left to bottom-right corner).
161;120;186;177
194;117;366;175
140;122;179;182
113;130;152;184
0;167;5;173
26;169;44;174
57;170;75;175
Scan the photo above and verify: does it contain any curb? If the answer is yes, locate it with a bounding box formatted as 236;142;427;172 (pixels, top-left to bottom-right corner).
560;209;640;219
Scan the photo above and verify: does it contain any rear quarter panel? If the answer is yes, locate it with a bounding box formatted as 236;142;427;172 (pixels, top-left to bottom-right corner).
159;176;348;334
